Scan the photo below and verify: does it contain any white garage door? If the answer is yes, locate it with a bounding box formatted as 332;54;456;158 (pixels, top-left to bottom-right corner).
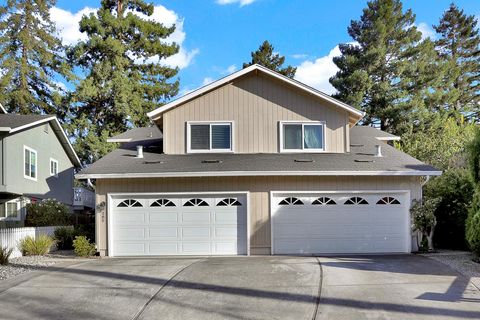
110;194;248;256
272;192;410;254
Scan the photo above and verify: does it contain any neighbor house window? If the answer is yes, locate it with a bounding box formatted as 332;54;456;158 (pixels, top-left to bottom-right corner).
0;200;21;220
50;158;58;177
280;122;325;152
187;122;233;152
24;146;37;180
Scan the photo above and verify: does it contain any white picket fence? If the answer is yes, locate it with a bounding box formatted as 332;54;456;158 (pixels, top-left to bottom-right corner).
0;226;64;258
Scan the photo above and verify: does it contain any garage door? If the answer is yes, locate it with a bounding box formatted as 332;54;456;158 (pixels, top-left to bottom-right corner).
272;192;410;254
110;194;248;256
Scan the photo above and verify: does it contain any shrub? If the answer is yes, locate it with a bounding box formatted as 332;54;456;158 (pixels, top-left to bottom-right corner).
25;199;71;227
412;197;441;252
0;246;14;265
54;227;79;250
424;169;475;249
466;187;480;259
73;236;96;257
19;235;54;256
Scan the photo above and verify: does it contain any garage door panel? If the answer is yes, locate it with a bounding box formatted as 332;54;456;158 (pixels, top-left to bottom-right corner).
149;211;178;222
111;194;247;256
273;192;409;254
149;227;178;238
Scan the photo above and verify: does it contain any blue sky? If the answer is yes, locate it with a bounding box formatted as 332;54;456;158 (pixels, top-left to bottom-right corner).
48;0;480;96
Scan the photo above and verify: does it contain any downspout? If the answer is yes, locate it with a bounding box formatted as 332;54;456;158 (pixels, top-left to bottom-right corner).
421;175;431;187
87;178;95;191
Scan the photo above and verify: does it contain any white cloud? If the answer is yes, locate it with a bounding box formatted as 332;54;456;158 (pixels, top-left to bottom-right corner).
216;0;257;7
292;53;308;59
50;5;198;69
416;22;436;40
202;77;214;86
50;6;97;45
294;45;344;95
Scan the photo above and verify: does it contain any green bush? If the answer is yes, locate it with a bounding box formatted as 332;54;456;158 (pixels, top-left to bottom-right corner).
0;246;14;265
54;227;79;250
424;169;475;249
73;236;96;257
466;188;480;259
19;235;54;256
25;199;71;227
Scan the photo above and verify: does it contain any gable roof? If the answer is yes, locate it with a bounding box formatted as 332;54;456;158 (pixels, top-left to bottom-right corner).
0;114;81;168
351;126;400;141
76;126;440;179
147;64;365;122
107;126;163;143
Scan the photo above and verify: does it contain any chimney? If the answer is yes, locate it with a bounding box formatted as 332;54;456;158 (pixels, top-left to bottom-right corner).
136;145;144;158
374;145;382;157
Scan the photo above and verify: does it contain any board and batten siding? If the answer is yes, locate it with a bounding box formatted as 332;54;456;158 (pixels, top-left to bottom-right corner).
163;73;350;154
95;176;422;256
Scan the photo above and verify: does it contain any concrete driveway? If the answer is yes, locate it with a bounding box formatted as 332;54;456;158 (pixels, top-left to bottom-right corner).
0;255;478;320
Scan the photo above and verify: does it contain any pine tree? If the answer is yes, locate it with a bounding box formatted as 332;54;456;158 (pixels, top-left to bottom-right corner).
329;0;440;134
433;3;480;121
243;40;296;78
68;0;179;164
0;0;73;116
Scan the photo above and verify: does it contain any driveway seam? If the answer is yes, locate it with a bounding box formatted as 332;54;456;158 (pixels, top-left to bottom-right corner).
130;258;206;320
311;257;323;320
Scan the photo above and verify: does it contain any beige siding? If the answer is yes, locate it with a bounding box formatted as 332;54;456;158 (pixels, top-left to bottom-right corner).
163;73;349;154
95;176;422;256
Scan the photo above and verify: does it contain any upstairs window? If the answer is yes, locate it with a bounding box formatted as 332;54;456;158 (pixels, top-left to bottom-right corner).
188;122;233;153
24;146;37;181
50;158;58;177
280;122;325;152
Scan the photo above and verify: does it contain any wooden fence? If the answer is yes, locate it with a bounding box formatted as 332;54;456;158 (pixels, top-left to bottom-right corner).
0;226;64;258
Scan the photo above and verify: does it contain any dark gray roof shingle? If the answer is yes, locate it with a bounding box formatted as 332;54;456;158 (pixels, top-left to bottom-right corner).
77;126;440;178
107;126;162;143
0;114;53;129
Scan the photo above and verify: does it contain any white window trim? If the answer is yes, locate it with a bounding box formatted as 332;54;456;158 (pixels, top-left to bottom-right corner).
23;145;38;181
186;121;234;153
50;158;59;177
279;121;326;153
1;200;21;221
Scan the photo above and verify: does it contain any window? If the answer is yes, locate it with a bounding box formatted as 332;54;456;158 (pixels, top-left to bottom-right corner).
187;122;233;152
217;198;242;206
24;146;37;180
312;197;337;205
150;199;176;207
279;197;304;205
117;199;143;207
344;197;369;205
50;158;58;177
0;201;20;220
377;197;401;205
184;198;209;206
280;122;325;152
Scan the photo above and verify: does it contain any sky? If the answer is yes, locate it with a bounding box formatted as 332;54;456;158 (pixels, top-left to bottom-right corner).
42;0;480;96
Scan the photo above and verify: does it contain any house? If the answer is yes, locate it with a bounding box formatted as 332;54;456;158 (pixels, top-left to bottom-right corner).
0;105;84;227
76;64;441;257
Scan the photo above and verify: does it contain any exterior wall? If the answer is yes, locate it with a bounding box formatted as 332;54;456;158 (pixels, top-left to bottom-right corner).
163;73;349;154
95;176;422;256
3;123;75;205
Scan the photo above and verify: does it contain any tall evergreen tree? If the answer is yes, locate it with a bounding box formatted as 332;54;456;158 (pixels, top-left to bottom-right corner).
433;3;480;120
329;0;440;134
0;0;72;115
68;0;179;164
243;40;296;78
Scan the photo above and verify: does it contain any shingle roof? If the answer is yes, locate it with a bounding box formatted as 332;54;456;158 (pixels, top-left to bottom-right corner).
76;126;440;179
107;126;162;143
0;114;53;130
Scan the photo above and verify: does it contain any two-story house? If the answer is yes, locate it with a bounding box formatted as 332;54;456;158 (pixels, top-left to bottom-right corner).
77;65;441;257
0;106;82;226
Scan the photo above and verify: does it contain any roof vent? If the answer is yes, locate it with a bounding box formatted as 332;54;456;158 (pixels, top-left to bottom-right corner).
136;145;144;158
294;159;314;163
202;159;222;164
355;159;375;163
144;160;163;164
350;144;364;147
374;145;383;157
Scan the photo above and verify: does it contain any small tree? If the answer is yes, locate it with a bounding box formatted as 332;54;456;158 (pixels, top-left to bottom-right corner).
411;198;441;251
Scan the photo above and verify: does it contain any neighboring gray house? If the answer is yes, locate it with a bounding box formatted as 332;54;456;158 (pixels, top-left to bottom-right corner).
77;65;441;257
0;106;82;227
